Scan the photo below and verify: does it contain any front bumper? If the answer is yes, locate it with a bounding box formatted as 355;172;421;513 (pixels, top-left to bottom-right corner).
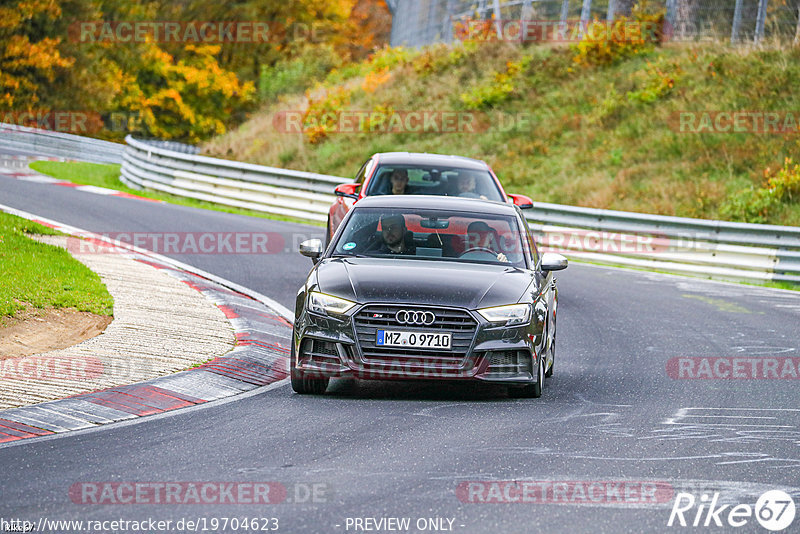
295;303;540;385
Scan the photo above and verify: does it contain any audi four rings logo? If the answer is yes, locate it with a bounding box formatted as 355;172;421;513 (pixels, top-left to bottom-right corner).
396;310;436;325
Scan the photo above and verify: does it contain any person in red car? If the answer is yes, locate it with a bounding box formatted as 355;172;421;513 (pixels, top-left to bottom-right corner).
327;153;534;243
455;171;488;200
389;168;409;195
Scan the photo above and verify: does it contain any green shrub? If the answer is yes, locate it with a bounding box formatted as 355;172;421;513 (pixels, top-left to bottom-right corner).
302;88;352;144
259;47;341;102
325;46;419;86
626;60;680;103
572;3;665;67
460;57;531;110
721;158;800;222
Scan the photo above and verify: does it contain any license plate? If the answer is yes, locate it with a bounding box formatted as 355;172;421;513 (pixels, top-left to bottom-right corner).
376;330;451;349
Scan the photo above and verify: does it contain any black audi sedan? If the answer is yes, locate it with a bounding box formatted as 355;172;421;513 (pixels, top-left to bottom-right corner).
292;196;567;398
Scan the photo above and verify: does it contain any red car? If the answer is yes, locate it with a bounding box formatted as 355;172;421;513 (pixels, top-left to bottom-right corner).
326;152;533;244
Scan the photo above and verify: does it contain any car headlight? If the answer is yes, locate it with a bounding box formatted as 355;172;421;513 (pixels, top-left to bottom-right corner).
477;303;531;326
308;291;356;316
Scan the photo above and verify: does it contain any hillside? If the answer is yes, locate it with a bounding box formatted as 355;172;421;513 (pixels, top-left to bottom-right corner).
203;38;800;226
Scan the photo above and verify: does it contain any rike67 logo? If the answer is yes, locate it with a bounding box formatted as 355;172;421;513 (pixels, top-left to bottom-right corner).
668;490;796;531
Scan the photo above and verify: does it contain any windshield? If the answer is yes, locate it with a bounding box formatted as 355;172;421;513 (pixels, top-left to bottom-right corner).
331;207;528;268
365;164;504;201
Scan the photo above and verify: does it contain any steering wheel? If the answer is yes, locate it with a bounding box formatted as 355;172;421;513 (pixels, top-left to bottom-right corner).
362;236;384;253
459;247;496;257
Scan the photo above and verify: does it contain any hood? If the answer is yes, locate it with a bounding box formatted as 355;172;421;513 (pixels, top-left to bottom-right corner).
314;257;532;309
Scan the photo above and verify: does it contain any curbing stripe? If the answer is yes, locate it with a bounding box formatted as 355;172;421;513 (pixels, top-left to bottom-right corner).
0;204;293;446
1;164;163;203
0;419;53;437
33;399;131;425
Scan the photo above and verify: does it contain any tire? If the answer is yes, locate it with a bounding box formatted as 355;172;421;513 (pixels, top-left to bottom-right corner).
290;337;329;395
508;352;544;399
545;319;556;378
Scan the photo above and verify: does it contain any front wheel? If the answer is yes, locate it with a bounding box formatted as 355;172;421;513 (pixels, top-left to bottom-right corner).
545;319;556;378
508;352;543;399
290;337;329;395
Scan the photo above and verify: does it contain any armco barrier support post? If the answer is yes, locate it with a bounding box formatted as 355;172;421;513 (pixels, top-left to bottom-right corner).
754;0;769;43
607;0;616;21
581;0;592;26
560;0;570;25
731;0;743;43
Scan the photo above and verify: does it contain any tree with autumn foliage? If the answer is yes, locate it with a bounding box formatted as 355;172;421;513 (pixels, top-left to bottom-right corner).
116;43;255;142
1;0;391;141
0;0;75;109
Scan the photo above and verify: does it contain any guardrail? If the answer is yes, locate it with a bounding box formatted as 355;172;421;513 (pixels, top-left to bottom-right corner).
120;136;800;284
121;135;340;222
0;123;124;164
2;129;793;285
525;206;800;284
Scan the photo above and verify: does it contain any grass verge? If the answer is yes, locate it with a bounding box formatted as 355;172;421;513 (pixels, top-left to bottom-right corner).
28;160;325;227
205;41;800;227
0;211;114;324
570;257;799;292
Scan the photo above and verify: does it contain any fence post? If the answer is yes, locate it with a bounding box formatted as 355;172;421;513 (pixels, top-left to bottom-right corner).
493;0;503;37
795;4;800;45
478;0;487;19
665;0;677;37
442;0;455;43
731;0;743;43
607;0;616;21
426;0;440;44
580;0;592;26
754;0;768;44
522;0;533;20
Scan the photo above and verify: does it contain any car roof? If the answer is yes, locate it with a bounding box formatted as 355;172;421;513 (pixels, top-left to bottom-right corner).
373;152;489;171
355;195;519;216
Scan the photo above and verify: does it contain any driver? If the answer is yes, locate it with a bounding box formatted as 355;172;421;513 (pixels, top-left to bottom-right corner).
465;221;508;262
375;214;416;255
389;169;409;195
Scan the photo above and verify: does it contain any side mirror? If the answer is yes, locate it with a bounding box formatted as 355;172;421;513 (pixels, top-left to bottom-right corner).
540;252;568;272
299;239;323;262
508;193;533;209
334;183;360;200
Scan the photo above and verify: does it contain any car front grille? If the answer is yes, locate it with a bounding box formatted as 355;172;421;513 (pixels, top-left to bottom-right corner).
484;350;531;377
352;304;477;371
299;338;341;367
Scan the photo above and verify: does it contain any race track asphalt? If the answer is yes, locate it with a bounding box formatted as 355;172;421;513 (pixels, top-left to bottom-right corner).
1;173;799;533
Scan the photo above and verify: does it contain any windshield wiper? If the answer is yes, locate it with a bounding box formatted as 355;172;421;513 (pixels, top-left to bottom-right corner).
332;253;372;259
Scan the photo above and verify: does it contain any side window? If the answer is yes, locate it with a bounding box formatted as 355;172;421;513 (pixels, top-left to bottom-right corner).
355;158;374;185
523;218;539;267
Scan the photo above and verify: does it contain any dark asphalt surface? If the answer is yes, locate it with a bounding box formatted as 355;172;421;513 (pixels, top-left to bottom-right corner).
1;172;799;534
